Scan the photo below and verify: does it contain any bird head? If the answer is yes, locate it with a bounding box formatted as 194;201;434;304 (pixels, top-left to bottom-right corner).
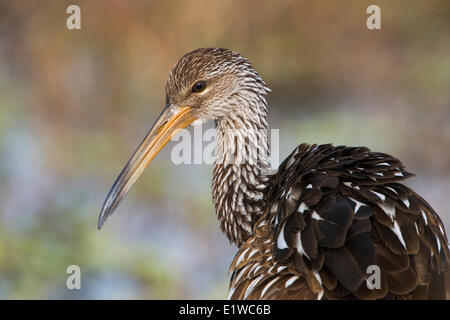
165;48;267;119
98;48;268;229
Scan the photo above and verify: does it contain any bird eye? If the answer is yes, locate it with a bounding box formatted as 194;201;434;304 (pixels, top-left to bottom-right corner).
192;81;207;93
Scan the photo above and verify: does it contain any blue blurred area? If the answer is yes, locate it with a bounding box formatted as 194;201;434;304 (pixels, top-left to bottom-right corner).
0;0;449;299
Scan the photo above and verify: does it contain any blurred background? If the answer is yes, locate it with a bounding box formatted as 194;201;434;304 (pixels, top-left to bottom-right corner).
0;0;449;299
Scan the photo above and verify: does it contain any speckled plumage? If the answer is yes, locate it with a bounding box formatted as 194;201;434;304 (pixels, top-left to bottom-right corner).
163;49;449;300
228;144;450;299
166;48;272;246
102;48;450;300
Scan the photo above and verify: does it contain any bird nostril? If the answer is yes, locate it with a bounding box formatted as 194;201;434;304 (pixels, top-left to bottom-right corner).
155;121;167;135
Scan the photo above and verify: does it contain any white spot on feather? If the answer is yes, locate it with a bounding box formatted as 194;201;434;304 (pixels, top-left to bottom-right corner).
374;172;384;176
371;190;386;202
285;276;299;288
277;266;287;273
231;264;251;289
227;286;236;300
285;156;295;168
248;248;258;259
298;203;308;213
313;271;324;300
242;223;252;233
380;203;396;221
421;209;428;225
236;248;250;266
391;220;407;248
261;277;279;298
385;187;398;195
402;198;410;208
313;271;322;286
258;220;267;228
349;198;366;214
311;211;324;221
276;224;288;249
244;275;264;299
296;232;310;260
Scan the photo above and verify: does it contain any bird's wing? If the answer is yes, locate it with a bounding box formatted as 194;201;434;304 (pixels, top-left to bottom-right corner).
228;144;450;299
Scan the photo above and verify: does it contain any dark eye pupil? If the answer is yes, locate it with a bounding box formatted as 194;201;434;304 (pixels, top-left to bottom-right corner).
192;81;206;92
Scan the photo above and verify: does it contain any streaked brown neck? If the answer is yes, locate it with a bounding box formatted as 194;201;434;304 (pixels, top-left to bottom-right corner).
212;91;271;246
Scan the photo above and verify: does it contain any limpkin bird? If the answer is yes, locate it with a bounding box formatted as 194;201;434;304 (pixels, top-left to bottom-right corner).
99;48;450;299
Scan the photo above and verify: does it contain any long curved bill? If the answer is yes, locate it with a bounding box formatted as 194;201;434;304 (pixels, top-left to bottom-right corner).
98;104;196;229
